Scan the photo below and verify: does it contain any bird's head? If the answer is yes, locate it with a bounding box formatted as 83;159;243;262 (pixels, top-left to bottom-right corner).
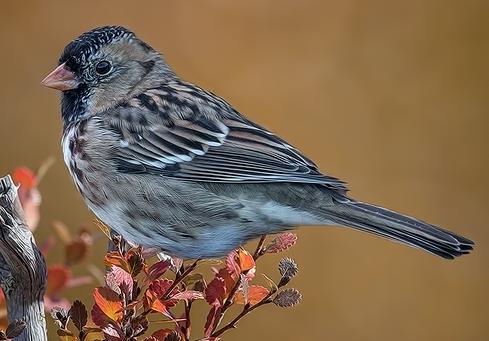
42;26;172;125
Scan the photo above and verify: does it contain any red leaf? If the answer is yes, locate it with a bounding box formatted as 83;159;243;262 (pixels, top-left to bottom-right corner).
150;279;173;296
265;233;297;253
217;268;236;293
234;285;270;305
145;259;171;283
93;287;123;323
171;290;204;301
47;265;71;296
91;303;108;328
205;277;226;306
106;266;133;296
204;305;221;337
225;251;240;276
149;279;177;304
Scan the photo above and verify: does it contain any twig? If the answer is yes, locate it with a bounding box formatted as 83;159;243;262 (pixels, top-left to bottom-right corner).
177;261;196;341
163;259;199;300
182;300;193;340
253;235;267;260
211;293;275;338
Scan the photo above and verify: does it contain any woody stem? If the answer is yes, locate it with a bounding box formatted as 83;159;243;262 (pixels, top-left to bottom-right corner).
211;294;274;338
253;235;267;260
163;259;199;300
211;236;268;334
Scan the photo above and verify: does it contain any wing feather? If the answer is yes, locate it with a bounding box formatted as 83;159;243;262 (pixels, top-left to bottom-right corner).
109;84;347;191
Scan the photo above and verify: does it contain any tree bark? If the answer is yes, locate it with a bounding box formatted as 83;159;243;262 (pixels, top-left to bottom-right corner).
0;175;47;340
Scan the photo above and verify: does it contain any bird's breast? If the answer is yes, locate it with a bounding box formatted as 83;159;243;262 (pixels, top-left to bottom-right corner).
61;120;109;206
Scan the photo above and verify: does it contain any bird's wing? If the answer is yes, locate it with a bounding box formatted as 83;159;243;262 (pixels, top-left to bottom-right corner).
107;85;347;191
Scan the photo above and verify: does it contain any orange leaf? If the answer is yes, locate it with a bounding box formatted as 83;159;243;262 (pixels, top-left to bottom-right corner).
104;252;131;274
93;287;123;322
217;268;236;294
13;167;41;230
47;265;70;296
144;289;168;314
12;167;36;189
235;285;269;305
237;249;255;272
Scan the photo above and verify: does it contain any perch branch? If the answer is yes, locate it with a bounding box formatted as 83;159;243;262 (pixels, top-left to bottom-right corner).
0;175;47;340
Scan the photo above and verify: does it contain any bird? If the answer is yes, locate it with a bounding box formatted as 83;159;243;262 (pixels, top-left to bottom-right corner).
41;26;473;260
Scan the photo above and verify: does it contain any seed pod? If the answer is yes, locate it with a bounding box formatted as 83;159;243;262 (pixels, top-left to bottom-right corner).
273;288;302;308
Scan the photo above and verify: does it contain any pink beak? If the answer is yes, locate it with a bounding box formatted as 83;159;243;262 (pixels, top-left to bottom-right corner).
41;62;79;91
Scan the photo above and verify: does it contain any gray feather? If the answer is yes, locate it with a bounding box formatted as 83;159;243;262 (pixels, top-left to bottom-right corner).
319;195;474;259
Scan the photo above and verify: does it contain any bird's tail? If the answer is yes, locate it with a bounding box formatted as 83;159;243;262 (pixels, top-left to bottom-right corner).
323;197;474;259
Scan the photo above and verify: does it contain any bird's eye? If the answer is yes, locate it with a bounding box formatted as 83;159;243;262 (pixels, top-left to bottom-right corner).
95;60;112;75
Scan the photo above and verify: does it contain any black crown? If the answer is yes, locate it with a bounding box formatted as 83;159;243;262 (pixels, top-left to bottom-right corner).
59;26;134;65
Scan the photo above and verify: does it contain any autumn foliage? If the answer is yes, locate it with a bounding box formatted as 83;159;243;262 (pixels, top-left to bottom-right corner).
51;232;301;340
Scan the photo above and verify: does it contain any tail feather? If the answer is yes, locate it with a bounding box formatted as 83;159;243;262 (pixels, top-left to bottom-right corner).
325;198;474;259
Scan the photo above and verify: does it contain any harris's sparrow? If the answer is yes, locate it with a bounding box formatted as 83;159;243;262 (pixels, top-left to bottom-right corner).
42;26;473;259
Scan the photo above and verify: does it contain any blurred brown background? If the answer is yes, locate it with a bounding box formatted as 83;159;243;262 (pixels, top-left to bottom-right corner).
1;0;488;340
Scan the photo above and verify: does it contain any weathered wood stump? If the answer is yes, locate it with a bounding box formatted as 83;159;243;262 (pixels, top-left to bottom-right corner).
0;175;47;340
